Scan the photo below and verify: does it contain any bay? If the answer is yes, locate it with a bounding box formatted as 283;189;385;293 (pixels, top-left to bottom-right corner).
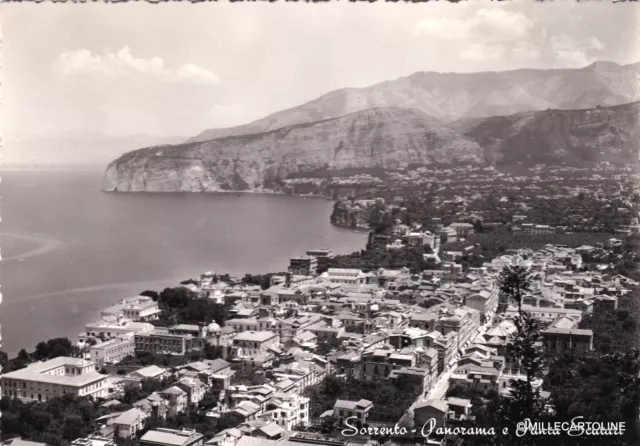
0;170;366;355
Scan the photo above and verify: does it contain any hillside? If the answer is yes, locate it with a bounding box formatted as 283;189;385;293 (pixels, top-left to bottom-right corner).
102;107;483;192
458;101;640;166
189;61;640;143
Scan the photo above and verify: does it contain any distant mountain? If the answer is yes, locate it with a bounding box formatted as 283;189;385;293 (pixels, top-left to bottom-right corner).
188;61;640;143
3;133;186;168
456;101;640;166
103;107;483;192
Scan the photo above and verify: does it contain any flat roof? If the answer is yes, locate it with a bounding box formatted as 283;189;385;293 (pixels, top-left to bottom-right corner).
140;430;202;446
233;331;277;342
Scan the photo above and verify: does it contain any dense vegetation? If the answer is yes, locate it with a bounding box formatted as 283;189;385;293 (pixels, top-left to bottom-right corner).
150;286;230;327
303;375;421;423
1;395;103;446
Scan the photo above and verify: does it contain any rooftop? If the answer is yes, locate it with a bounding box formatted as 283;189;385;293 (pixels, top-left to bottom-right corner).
2;357;105;387
334;399;373;410
234;331;277;342
140;429;203;446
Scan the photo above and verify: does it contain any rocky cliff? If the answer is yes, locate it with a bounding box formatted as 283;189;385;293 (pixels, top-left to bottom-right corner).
189;61;640;143
456;101;640;166
102;107;483;192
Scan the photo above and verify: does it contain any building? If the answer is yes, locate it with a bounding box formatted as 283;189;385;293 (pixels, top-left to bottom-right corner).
81;321;155;344
323;269;375;287
465;289;498;319
158;387;188;417
414;399;448;431
1;357;107;402
388;367;431;397
435;306;481;352
407;231;440;251
289;256;318;276
593;295;618;313
140;429;204;446
306;249;335;272
225;318;262;334
90;335;135;368
449;357;504;393
232;331;279;358
112;408;147;439
175;377;207;405
448;222;475;239
332;399;373;427
71;437;116;446
261;393;310;430
121;297;162;322
133;392;169;420
4;440;50;446
540;328;594;354
99;296;161;322
434;331;459;374
127;365;168;381
505;305;583;325
134;329;208;356
519;224;556;235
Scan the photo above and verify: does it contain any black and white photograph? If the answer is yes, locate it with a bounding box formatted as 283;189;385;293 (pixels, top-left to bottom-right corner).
1;1;639;445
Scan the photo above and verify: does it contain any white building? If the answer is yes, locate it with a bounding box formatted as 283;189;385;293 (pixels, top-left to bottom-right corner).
80;320;155;345
90;334;136;368
101;296;161;322
262;393;310;430
1;357;107;402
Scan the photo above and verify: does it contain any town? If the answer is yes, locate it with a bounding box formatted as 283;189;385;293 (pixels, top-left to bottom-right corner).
0;195;638;446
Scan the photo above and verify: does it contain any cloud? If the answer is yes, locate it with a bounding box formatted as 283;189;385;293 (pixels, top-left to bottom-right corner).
414;8;533;43
550;35;602;68
460;44;506;62
412;17;471;40
54;47;220;86
176;64;221;86
511;43;541;61
587;36;605;51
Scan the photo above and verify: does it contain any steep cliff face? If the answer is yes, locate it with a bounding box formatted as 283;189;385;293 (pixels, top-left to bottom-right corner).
102;107;483;192
189;61;640;143
458;101;640;166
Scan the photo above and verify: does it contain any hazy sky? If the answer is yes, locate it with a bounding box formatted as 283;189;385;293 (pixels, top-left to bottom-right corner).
2;1;639;142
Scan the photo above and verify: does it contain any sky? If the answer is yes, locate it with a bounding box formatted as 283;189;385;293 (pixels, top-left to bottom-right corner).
2;0;639;146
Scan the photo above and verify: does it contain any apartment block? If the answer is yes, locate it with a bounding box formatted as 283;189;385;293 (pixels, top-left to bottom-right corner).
1;357;107;402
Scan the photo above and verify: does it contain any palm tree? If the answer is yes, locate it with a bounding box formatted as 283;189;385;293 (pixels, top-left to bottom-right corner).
499;265;531;314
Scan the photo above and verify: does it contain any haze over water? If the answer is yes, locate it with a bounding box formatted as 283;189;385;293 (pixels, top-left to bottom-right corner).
0;170;366;355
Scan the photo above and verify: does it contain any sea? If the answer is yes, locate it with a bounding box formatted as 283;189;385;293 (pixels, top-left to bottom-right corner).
0;170;366;356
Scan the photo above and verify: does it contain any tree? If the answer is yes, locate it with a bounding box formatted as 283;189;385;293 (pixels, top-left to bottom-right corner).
17;349;29;362
496;270;545;446
34;338;76;361
141;290;159;301
216;411;245;431
499;265;531;313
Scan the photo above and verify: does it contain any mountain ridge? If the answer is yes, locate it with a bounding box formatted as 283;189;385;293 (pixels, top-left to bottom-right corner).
103;101;640;193
188;61;640;143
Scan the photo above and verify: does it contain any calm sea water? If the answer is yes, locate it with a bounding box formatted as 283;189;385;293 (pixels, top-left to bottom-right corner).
0;170;366;355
